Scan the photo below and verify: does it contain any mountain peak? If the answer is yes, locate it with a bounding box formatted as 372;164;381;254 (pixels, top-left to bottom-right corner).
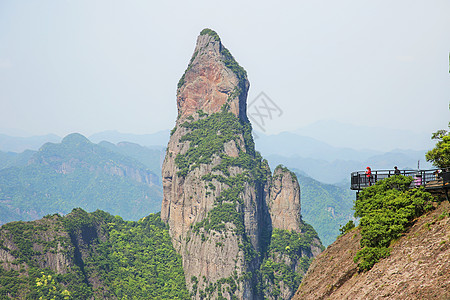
61;133;90;146
199;28;221;42
176;29;249;121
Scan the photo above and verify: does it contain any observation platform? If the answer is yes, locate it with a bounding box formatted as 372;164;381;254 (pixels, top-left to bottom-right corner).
350;169;450;197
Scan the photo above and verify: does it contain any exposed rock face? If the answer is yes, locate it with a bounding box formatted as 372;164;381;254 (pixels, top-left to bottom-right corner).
294;201;450;300
268;166;302;232
176;30;249;122
262;166;323;300
162;29;323;299
0;210;108;292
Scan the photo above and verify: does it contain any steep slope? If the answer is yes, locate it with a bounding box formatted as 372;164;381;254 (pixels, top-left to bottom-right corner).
294;200;450;300
261;166;323;299
0;209;189;299
162;29;322;299
0;133;162;224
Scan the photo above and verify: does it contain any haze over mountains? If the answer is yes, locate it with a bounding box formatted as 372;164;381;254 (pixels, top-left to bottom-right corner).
0;120;433;185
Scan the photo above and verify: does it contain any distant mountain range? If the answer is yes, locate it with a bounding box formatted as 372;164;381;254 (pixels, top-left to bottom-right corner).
0;132;355;247
0;133;163;225
0;121;435;185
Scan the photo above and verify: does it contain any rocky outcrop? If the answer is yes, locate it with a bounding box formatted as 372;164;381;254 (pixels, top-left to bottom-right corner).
268;166;302;232
162;29;265;299
176;29;249;122
294;200;450;300
162;29;322;299
261;166;323;300
0;216;74;274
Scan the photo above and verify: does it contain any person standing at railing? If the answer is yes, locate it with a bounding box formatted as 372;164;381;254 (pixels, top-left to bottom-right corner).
394;166;401;175
366;167;373;186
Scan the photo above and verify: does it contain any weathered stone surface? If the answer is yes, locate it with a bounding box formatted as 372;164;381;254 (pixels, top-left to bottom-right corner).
268;166;302;232
162;29;323;299
176;32;249;122
263;165;323;300
162;30;261;299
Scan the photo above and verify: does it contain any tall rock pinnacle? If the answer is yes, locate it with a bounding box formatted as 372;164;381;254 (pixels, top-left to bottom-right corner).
162;29;322;299
176;29;249;122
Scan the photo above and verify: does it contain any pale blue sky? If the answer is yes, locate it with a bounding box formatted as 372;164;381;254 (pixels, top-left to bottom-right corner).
1;0;449;142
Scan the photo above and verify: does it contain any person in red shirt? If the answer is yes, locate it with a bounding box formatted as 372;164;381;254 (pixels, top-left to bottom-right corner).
366;167;372;186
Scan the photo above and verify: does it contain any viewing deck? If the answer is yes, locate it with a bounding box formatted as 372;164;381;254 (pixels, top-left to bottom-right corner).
350;169;450;193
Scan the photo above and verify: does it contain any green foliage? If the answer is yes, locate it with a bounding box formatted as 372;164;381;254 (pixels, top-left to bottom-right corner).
89;212;189;299
35;272;72;299
353;246;391;272
339;220;355;236
268;225;321;261
175;111;246;177
426;109;450;168
0;210;190;299
0;214;91;299
221;46;247;82
194;203;244;234
426;132;450;168
353;176;434;271
200;28;221;41
259;258;306;297
258;225;320;299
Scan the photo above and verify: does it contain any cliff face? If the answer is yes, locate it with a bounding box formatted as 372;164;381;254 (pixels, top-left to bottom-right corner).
162;29;267;299
294;200;450;300
162;29;322;299
268;166;302;232
176;29;249;122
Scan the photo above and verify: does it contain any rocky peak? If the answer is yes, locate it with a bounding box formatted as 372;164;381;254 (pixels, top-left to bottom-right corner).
176;28;249;122
268;165;302;232
162;29;322;299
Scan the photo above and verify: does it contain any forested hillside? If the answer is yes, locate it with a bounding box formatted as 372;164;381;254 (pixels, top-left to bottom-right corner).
296;172;355;246
0;209;189;299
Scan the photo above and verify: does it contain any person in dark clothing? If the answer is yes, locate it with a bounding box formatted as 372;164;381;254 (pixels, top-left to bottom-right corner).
394;166;401;175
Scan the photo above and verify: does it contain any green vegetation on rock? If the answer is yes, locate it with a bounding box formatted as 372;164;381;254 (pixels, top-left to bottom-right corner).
258;225;322;299
353;175;434;271
200;28;221;41
0;209;189;299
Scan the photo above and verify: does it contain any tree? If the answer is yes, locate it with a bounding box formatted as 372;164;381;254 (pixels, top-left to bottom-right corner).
425;105;450;168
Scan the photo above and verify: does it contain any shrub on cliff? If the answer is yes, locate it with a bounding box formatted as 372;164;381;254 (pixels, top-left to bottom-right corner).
353;175;434;271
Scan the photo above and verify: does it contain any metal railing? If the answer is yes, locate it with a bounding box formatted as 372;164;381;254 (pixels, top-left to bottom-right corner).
350;169;450;191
